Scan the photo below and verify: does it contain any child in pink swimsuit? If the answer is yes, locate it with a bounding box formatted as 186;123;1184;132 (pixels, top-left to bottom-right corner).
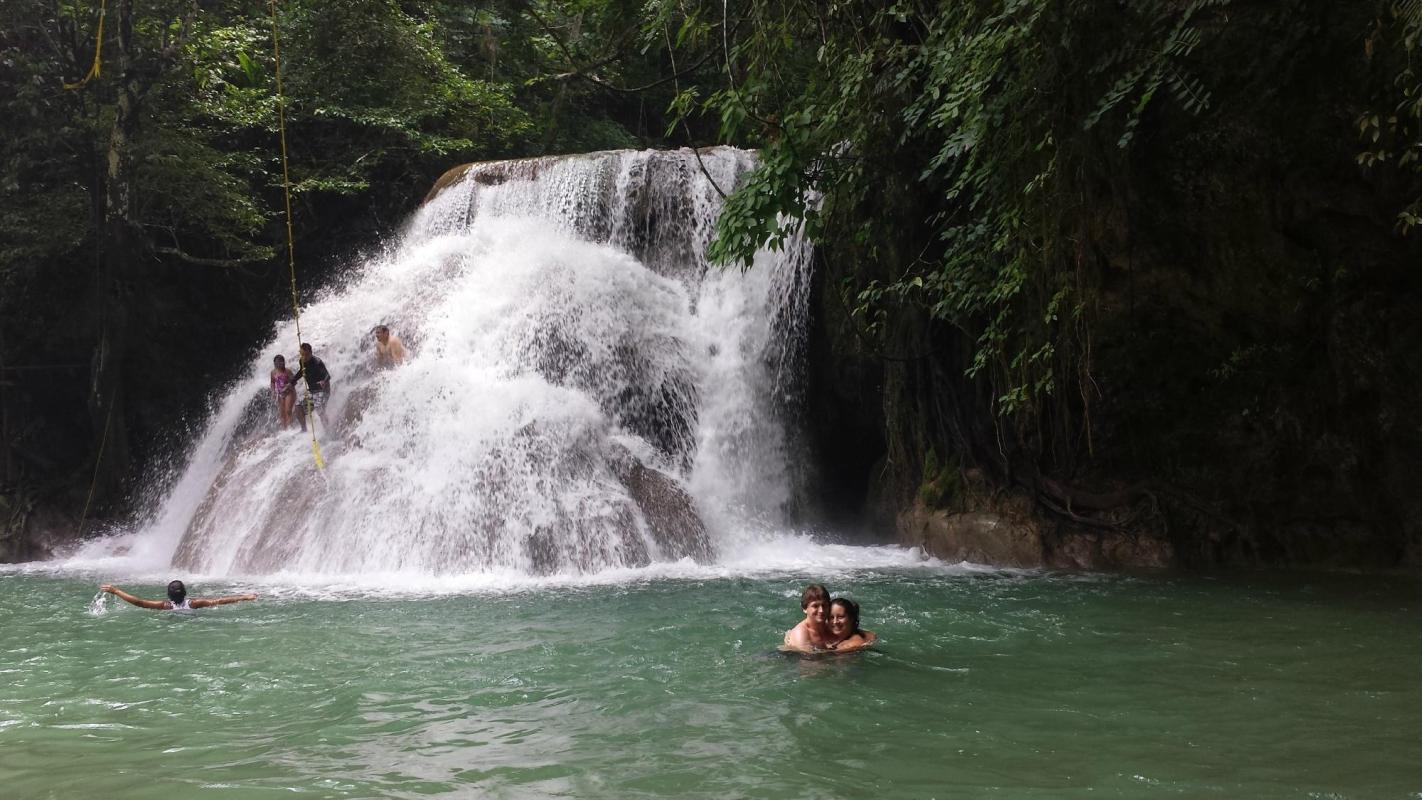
270;355;297;429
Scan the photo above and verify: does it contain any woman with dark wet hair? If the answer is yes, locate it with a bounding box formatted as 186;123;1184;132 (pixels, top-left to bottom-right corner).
100;580;258;611
826;597;876;652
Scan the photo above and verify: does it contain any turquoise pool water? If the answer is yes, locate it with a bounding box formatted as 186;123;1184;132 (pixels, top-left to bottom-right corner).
1;567;1418;798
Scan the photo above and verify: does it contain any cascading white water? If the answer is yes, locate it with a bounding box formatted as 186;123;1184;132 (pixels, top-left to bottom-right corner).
93;148;816;578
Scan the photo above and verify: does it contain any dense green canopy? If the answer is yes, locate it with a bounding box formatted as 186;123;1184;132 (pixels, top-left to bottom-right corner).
651;0;1422;563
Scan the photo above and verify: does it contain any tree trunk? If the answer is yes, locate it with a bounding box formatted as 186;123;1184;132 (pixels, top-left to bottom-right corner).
87;0;138;504
1;324;12;486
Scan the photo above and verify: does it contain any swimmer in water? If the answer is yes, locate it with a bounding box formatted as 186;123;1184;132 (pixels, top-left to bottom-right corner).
99;580;258;611
825;597;876;652
783;583;832;652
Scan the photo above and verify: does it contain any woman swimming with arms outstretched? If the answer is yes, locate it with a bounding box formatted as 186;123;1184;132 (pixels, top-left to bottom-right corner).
100;580;257;611
825;597;876;652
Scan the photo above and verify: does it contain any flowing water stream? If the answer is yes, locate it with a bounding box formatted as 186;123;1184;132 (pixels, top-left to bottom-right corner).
4;148;1418;798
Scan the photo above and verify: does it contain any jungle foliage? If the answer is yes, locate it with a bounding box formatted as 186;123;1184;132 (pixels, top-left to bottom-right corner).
657;0;1239;449
653;0;1422;562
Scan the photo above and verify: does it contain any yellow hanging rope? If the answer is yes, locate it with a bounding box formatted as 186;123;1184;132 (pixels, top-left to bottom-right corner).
63;0;107;90
74;399;115;539
269;0;325;471
70;0;112;534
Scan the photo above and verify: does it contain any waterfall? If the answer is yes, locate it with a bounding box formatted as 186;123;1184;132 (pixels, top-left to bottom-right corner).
110;148;814;577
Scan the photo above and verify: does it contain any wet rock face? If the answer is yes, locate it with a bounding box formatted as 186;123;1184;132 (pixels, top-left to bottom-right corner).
522;505;650;577
898;504;1045;568
175;398;712;575
427;151;720;286
230;391;283;452
525;319;698;472
425;154;627;247
1043;529;1176;570
0;496;78;564
231;465;325;573
898;498;1176;570
172;437;326;573
611;155;706;285
608;445;713;563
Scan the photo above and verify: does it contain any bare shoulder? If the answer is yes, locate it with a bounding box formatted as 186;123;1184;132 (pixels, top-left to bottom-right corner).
784;622;813;648
780;635;817;655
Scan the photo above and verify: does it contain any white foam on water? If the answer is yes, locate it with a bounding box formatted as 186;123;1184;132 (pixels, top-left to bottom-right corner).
27;541;984;601
54;148;904;584
86;591;111;616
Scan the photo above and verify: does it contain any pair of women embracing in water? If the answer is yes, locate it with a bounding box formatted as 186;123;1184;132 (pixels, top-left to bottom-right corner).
782;583;876;654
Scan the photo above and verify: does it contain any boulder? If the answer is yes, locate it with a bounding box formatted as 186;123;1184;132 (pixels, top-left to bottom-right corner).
898;502;1044;568
607;444;713;563
1044;529;1175;570
898;495;1177;570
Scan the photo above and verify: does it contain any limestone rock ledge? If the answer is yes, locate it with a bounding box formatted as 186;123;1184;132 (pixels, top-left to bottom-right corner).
897;499;1175;570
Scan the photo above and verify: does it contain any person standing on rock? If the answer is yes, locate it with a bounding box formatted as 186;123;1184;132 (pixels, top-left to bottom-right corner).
783;583;832;652
270;354;297;429
291;342;332;432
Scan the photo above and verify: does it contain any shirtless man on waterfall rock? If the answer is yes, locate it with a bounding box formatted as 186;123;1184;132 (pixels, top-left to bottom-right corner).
373;325;407;368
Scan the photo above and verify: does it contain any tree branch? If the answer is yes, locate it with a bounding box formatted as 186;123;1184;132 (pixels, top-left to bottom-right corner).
548;50;717;94
526;1;716;95
151;246;268;268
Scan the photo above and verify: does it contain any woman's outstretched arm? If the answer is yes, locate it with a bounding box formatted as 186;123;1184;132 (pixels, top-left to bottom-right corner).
100;584;169;610
189;593;259;609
